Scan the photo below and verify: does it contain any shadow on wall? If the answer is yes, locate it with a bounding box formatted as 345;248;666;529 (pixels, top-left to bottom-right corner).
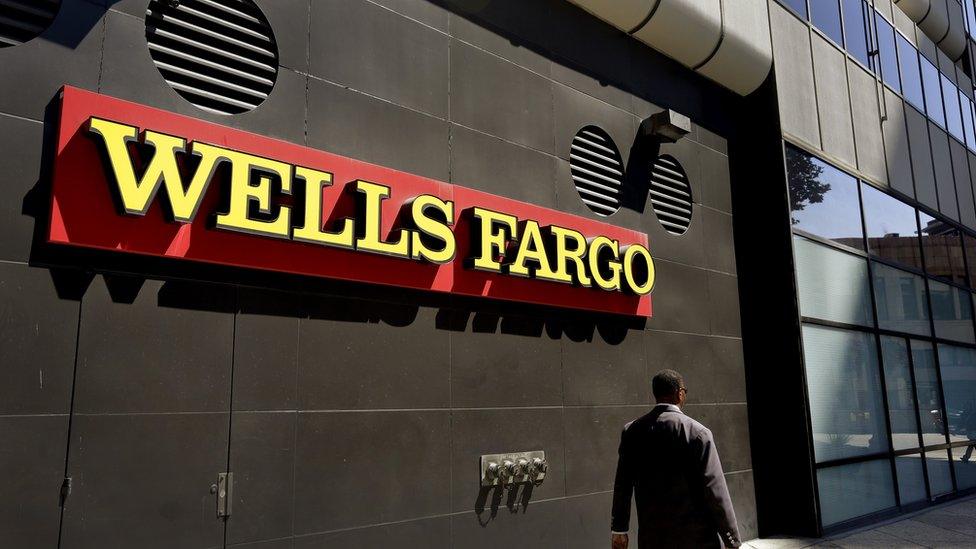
433;0;738;135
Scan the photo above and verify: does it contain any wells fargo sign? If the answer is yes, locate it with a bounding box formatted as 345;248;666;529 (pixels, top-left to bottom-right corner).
49;86;654;316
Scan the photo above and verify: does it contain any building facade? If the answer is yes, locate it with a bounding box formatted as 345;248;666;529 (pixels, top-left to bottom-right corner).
0;1;971;548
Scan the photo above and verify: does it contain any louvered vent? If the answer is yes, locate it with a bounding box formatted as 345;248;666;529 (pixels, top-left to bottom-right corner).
650;154;693;235
146;0;278;115
0;0;60;48
570;126;624;217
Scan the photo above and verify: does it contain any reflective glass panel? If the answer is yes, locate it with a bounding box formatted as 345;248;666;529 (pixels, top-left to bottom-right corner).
919;212;967;284
929;281;975;343
951;444;976;489
803;324;889;462
895;455;928;504
873;263;931;336
861;184;922;270
787;146;864;249
812;0;843;44
927;448;954;496
937;344;976;445
943;75;965;142
842;0;870;67
897;34;925;110
817;460;896;526
914;341;948;446
961;91;976;149
779;0;807;18
965;233;976;287
875;13;900;92
882;337;921;450
922;57;945;126
968;0;976;41
794;236;873;325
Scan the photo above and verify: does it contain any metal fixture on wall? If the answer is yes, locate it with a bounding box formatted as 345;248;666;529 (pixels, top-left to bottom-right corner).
570;126;625;217
643;109;691;144
0;0;60;48
481;451;548;487
145;0;278;115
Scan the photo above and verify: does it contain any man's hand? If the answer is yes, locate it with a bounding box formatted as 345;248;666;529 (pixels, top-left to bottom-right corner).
611;533;628;549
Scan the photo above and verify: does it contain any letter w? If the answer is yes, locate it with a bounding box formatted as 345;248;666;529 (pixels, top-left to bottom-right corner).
88;117;220;223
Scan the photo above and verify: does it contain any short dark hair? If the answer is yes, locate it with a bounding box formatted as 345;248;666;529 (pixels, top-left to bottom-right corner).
652;369;685;400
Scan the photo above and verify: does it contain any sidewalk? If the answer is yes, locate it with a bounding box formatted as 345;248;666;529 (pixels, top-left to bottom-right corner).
744;495;976;548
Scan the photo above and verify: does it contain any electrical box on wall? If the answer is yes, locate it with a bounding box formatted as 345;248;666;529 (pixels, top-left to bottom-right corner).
480;451;547;487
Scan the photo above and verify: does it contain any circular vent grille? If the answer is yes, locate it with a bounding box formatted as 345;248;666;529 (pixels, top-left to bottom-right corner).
0;0;60;48
570;126;624;217
146;0;278;115
650;154;693;235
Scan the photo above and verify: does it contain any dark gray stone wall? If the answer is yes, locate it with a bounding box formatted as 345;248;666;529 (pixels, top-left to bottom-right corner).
0;0;754;547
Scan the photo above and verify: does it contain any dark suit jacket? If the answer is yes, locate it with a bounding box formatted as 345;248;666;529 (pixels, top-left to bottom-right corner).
611;404;740;549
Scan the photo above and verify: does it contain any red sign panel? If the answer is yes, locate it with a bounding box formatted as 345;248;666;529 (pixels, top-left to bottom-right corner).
48;86;653;317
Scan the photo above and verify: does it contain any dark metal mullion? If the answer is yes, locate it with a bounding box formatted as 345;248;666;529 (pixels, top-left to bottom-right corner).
784;139;827;537
904;338;933;501
859;180;903;508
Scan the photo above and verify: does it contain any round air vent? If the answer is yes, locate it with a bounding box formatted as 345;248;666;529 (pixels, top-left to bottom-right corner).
146;0;278;115
0;0;60;48
570;126;624;217
649;154;693;235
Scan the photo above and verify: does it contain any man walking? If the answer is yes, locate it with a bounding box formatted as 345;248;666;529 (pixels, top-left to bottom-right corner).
611;370;740;549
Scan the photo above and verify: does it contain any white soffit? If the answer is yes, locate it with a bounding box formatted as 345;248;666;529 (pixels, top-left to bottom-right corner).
563;0;773;96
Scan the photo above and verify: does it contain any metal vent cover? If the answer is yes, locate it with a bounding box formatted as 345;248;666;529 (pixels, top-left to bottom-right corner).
570;126;624;217
0;0;60;48
649;154;693;235
146;0;278;115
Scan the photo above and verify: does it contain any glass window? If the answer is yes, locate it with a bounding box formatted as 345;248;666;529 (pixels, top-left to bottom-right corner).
875;13;900;93
873;263;931;336
929;281;975;343
787;146;864;249
794;236;874;325
803;324;889;462
842;0;870;67
961;91;976;149
951;444;976;489
927;448;954;496
922;57;945;126
817;460;896;526
913;341;948;447
897;34;925;110
778;0;808;18
861;184;923;270
942;75;965;142
965;233;976;287
812;0;843;44
967;0;976;41
895;454;929;504
937;344;976;444
882;337;921;450
919;213;967;284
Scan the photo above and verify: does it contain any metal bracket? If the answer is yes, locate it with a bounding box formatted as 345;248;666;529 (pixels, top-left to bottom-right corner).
216;472;233;518
480;450;547;487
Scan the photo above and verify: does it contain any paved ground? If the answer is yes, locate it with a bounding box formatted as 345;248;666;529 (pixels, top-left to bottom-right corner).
744;495;976;548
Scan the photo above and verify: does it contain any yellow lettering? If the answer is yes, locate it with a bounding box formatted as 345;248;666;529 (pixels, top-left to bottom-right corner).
409;195;456;264
355;180;410;258
548;225;591;286
292;166;355;249
509;220;559;281
88;117;219;222
213;148;292;239
470;207;517;272
622;244;655;295
588;236;622;291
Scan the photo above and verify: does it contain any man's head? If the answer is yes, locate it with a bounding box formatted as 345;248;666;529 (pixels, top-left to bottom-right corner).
652;369;687;406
